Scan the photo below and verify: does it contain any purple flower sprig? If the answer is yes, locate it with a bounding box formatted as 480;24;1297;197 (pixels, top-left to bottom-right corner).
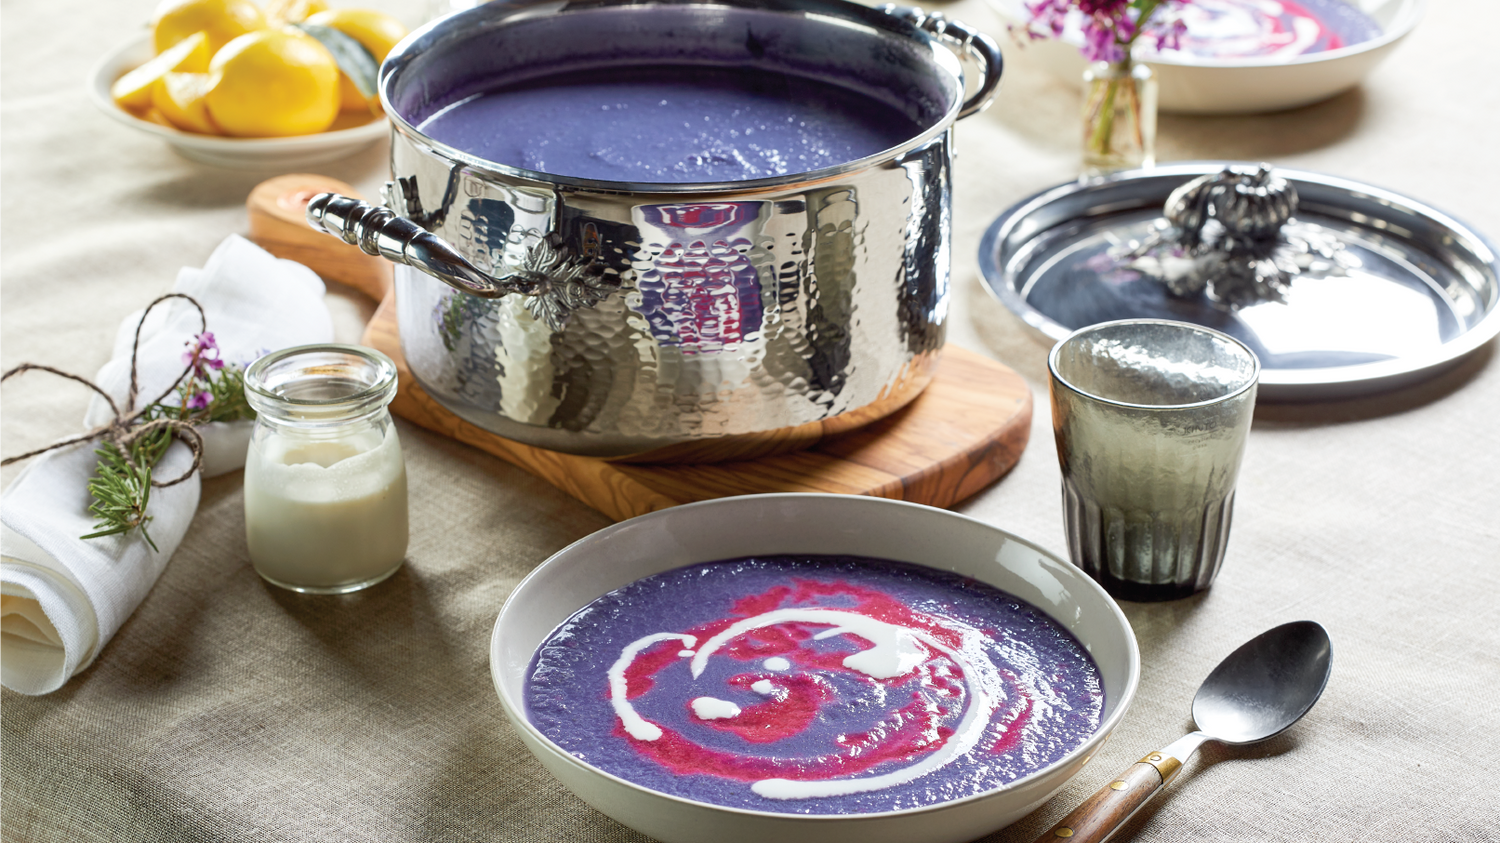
156;332;254;423
1025;0;1188;64
180;331;225;410
181;330;224;373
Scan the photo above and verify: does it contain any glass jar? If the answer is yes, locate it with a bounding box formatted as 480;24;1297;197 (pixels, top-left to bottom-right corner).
242;345;408;594
1081;60;1158;176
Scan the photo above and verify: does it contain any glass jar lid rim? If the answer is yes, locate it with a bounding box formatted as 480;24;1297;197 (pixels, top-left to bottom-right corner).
245;343;398;407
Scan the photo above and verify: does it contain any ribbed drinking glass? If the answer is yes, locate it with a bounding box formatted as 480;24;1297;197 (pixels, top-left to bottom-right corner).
1049;320;1259;601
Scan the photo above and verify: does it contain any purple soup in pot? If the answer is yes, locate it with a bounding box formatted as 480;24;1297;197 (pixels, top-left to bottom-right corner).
525;555;1105;815
417;65;927;183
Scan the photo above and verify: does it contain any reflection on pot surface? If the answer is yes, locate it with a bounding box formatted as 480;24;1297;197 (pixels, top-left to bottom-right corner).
634;202;765;355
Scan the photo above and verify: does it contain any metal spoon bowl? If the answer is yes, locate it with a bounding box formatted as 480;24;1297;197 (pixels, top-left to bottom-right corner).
1034;621;1332;843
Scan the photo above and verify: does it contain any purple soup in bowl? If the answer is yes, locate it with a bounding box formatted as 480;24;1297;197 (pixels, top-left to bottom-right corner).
489;494;1140;843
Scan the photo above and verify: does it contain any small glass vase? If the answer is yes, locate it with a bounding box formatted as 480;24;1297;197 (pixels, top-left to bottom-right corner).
1081;60;1158;176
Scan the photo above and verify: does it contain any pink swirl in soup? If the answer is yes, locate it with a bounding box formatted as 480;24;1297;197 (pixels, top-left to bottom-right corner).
1153;0;1382;60
525;556;1105;814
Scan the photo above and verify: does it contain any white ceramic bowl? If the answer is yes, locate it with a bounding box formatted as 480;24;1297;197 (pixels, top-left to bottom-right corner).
489;494;1140;843
991;0;1425;114
88;34;387;169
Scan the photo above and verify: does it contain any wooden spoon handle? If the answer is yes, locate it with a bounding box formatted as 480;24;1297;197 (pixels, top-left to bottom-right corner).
1033;751;1182;843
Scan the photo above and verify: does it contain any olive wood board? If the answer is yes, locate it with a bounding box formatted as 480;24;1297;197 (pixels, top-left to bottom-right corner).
248;174;1033;522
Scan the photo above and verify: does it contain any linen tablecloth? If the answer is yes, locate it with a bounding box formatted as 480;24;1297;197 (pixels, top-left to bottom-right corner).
4;0;1498;840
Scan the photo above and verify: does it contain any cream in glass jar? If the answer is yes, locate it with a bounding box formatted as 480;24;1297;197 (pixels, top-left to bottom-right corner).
243;345;408;593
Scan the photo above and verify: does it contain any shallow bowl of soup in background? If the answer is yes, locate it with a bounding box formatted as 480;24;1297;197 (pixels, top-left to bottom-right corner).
488;493;1140;843
989;0;1425;113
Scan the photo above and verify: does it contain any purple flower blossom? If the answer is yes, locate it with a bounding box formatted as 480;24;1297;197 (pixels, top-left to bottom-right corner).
183;331;217;358
187;391;212;410
1023;0;1070;38
182;331;225;379
1024;0;1190;65
1083;22;1126;63
1077;0;1128;15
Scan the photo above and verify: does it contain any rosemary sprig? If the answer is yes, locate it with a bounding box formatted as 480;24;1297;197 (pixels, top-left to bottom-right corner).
80;332;257;547
82;439;164;551
196;363;254;424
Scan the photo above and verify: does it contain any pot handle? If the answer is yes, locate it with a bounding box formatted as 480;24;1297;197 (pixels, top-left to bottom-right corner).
306;192;617;331
880;5;1004;119
304;192;531;299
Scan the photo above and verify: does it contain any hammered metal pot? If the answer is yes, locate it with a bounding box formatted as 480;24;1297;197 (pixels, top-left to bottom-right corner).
308;0;1003;461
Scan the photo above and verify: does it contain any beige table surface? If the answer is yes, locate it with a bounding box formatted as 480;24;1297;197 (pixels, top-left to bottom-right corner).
4;0;1499;840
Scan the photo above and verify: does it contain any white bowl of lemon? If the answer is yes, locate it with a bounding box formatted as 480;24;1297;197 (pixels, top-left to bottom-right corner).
90;0;406;169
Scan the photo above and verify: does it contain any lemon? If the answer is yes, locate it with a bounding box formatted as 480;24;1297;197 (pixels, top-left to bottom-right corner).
111;30;211;112
265;0;329;27
151;72;218;134
140;107;178;129
205;29;340;137
304;9;408;113
151;0;267;54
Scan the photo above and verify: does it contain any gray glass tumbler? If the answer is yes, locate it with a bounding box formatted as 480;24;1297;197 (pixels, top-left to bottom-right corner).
1049;319;1260;601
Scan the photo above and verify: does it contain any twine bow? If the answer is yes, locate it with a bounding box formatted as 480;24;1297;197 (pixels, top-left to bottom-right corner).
1;294;209;486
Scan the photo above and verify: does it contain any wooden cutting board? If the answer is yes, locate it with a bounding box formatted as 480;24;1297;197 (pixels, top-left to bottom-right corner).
248;175;1032;521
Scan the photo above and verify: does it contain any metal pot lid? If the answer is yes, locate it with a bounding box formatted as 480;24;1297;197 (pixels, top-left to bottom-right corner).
979;162;1500;401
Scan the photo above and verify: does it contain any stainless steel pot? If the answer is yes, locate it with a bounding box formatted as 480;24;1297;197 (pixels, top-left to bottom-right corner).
308;0;1002;461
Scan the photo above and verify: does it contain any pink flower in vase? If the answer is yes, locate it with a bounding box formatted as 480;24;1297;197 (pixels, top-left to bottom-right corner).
1077;0;1129;14
1022;0;1189;64
1021;0;1188;172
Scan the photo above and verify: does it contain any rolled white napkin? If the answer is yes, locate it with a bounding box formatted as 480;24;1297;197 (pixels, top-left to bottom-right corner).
1;235;335;695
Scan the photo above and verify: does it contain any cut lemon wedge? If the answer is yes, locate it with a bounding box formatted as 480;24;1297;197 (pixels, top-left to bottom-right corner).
110;31;211;113
139;107;178;129
152;72;218;134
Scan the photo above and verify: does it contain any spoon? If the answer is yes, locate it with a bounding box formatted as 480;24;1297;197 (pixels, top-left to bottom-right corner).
1034;620;1333;843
